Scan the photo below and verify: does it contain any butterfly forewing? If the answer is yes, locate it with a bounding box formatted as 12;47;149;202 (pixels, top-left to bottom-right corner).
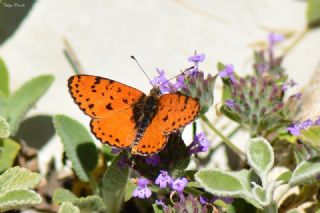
68;75;145;118
157;93;200;133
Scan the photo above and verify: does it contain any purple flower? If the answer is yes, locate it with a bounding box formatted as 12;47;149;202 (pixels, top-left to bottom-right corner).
287;123;301;136
111;148;122;154
219;64;236;83
188;53;205;64
132;178;152;199
155;170;173;189
268;32;285;47
189;132;210;154
199;196;209;205
145;155;161;166
282;80;297;91
225;99;235;108
151;68;176;93
155;199;166;207
172;177;188;192
301;119;314;129
315;117;320;126
174;75;187;90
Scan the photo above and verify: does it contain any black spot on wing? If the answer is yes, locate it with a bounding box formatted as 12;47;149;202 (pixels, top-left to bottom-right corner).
106;103;113;110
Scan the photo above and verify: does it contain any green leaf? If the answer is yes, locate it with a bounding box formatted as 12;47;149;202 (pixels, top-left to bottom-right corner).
0;117;10;139
0;58;9;98
298;126;320;147
53;189;105;212
53;189;77;204
58;202;80;213
289;157;320;186
247;138;274;181
74;195;106;212
101;155;129;213
0;139;20;172
195;169;261;209
195;169;250;197
152;203;164;213
0;189;42;212
53;115;98;182
0;166;41;194
276;171;292;183
124;181;136;202
5;75;54;135
307;0;320;28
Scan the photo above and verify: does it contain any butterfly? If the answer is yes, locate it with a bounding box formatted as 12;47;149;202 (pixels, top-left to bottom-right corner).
68;75;200;156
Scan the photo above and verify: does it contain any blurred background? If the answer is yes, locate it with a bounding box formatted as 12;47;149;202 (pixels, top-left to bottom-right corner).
1;0;320;171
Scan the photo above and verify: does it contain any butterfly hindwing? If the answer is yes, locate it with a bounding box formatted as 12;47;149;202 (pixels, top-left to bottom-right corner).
68;75;145;118
131;115;168;155
157;93;200;133
90;108;137;148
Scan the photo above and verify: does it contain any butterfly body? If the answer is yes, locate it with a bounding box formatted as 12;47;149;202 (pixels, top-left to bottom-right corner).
68;75;200;156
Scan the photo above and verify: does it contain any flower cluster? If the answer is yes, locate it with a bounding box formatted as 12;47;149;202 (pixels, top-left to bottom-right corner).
221;72;285;135
132;171;188;199
253;32;285;78
150;52;216;114
288;117;320;136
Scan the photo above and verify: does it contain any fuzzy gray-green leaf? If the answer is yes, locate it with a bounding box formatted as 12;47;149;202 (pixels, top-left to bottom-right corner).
74;195;106;212
53;189;105;212
0;117;10;139
0;166;41;195
247;138;274;177
195;169;249;197
53;189;77;204
53;115;98;182
102;155;129;213
5;75;54;135
0;139;20;172
0;189;42;212
58;202;80;213
0;58;9;98
289;157;320;186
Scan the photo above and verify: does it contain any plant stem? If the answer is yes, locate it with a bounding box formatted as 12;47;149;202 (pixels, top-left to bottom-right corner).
264;202;278;213
282;28;309;56
200;115;246;159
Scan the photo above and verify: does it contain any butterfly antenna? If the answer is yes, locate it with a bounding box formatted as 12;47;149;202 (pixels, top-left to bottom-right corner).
130;56;153;84
159;66;194;87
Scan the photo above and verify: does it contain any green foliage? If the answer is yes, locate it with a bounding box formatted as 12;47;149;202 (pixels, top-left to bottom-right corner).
0;139;20;172
0;167;42;212
0;117;10;139
124;180;136;202
247;138;274;184
307;0;320;28
53;115;98;182
0;190;42;212
289;157;320;186
0;58;9;98
101;155;129;213
53;188;106;212
58;202;80;213
4;75;54;135
195;169;261;209
299;126;320;148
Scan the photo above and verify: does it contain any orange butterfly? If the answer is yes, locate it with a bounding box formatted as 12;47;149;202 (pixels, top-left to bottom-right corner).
68;75;200;155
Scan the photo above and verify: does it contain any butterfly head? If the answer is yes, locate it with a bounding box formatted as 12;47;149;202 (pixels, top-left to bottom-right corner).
149;86;162;97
